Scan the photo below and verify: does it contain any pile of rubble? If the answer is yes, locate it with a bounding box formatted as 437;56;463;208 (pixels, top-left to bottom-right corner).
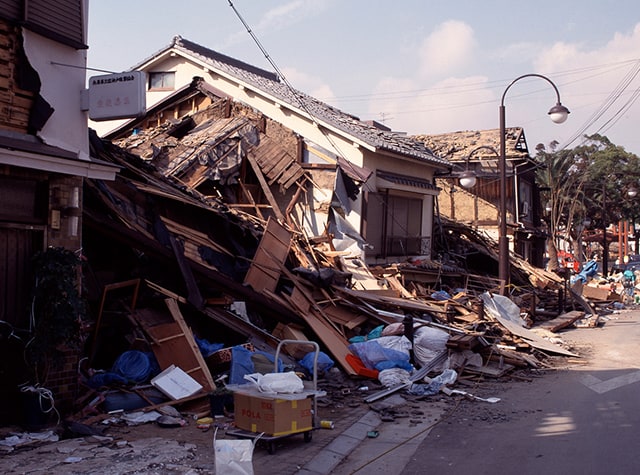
59;126;608;433
1;96;616;439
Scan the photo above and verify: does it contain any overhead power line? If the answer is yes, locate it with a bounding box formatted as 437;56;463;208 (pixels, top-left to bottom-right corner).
227;0;429;246
559;59;640;150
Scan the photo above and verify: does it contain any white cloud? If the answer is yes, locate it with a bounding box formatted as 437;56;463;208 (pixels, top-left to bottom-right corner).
531;23;640;151
490;41;543;67
418;20;476;78
255;1;310;31
280;67;336;102
368;75;494;135
224;0;333;48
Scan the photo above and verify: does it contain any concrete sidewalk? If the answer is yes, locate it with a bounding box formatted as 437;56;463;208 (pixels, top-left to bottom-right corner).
297;401;448;475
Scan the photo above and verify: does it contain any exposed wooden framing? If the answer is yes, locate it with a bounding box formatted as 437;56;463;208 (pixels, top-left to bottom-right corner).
161;216;234;256
145;279;281;350
145;280;188;304
245;151;286;222
321;304;368;331
537;310;585;332
333;285;449;315
238;179;265;220
88;279;141;365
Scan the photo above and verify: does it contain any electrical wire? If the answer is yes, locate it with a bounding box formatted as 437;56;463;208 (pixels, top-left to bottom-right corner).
558;59;640;150
596;83;640;136
326;59;639;104
20;384;61;426
227;0;430;255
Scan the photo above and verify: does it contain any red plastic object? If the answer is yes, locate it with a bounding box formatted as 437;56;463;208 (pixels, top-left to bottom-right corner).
346;354;379;379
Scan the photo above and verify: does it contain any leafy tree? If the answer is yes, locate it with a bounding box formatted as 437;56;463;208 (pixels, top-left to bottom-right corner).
536;134;640;271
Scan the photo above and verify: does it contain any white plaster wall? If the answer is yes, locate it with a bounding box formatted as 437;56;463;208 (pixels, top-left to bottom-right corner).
90;51;442;260
23;31;89;160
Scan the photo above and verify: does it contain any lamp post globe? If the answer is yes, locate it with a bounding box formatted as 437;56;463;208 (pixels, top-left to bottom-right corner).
459;171;477;189
548;103;570;124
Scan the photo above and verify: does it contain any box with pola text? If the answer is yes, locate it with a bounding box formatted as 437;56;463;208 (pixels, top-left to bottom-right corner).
233;391;313;436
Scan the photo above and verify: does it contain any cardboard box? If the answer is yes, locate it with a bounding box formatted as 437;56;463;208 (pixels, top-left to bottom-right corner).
272;323;312;360
233;391;313;436
151;365;203;400
582;285;618;301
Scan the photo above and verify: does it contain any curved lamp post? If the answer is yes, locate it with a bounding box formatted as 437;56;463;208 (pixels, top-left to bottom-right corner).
499;74;570;293
458;145;500;189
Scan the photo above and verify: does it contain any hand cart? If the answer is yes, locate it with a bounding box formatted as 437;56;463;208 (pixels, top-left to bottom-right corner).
225;340;325;454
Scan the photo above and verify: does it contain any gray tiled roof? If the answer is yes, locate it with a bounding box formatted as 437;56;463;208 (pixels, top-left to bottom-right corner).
134;36;449;168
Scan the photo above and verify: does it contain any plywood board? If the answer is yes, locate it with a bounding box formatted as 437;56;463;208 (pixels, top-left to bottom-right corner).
243;217;291;293
133;298;215;392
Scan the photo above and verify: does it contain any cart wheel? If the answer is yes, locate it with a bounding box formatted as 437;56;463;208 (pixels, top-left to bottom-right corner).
304;431;312;443
268;441;277;454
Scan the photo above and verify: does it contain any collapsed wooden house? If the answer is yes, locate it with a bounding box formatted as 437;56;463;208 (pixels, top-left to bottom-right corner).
73;40;614;418
76;80;591;419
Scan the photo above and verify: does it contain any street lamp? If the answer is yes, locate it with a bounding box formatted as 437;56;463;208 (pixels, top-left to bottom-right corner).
499;74;570;293
458;145;500;189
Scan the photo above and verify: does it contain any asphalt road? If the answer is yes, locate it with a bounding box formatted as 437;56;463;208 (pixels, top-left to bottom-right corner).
400;309;640;475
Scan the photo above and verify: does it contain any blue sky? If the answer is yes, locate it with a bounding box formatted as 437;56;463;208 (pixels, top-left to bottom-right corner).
88;0;640;155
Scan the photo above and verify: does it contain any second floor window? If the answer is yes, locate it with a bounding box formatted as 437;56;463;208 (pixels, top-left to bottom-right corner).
149;72;175;91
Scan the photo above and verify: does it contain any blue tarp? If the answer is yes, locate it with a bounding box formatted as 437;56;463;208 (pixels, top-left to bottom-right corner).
571;259;599;284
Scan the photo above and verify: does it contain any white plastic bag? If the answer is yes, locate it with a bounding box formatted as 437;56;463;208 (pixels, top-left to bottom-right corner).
243;371;304;394
214;428;257;475
413;326;450;370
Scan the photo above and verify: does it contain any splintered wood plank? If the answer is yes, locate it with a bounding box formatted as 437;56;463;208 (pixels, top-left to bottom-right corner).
321;304;368;330
463;361;515;378
245;153;286;222
288;285;311;314
254;144;282;169
262;151;289;176
273;162;299;182
264;154;290;181
243;217;291;292
282;170;306;190
536;310;584;332
135;299;215;392
299;306;356;376
279;291;356;376
164;298;215;390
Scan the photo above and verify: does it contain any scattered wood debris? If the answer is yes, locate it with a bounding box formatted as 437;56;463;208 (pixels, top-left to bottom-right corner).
71;102;630;425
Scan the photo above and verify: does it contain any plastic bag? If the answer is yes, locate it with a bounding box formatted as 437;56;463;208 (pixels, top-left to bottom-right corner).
378;367;411;387
214;427;257;475
243;371;304;394
110;350;159;384
413;326;450;370
407;369;458;396
299;351;334;375
230;346;285;385
348;335;412;370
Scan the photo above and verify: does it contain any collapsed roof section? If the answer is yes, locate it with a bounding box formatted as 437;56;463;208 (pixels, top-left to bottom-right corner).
129;36;449;168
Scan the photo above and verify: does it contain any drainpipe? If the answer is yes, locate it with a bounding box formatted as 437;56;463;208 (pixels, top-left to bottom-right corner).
513;162;528;229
